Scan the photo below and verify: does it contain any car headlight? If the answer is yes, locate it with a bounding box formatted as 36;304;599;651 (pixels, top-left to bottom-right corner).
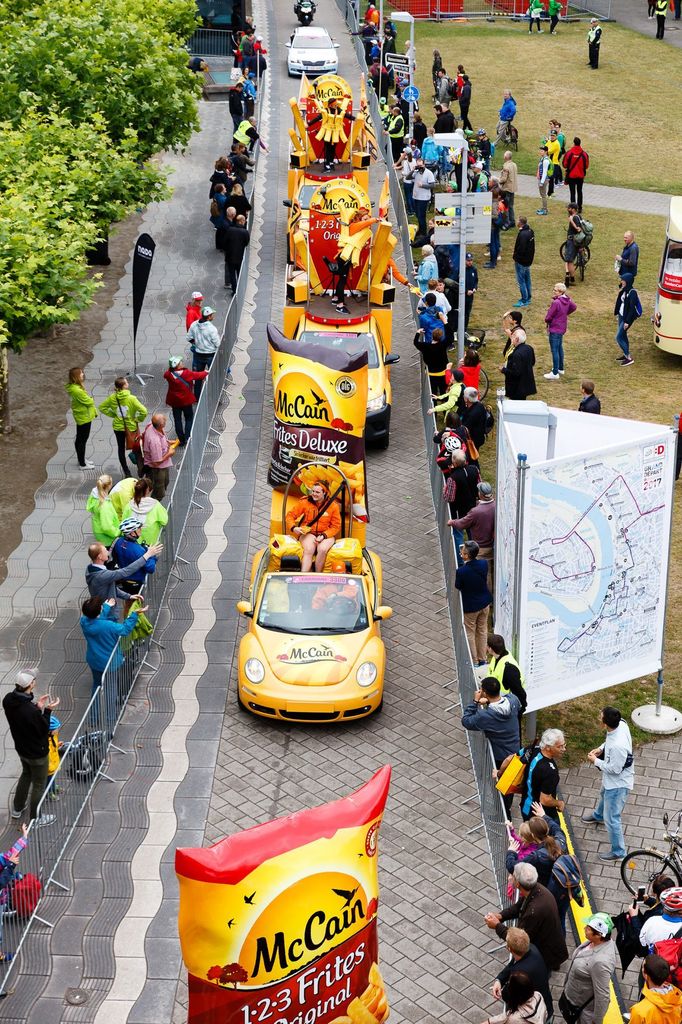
357;662;378;687
367;392;386;412
244;658;265;683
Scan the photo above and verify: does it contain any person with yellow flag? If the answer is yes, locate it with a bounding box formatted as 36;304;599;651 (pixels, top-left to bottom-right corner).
333;208;381;314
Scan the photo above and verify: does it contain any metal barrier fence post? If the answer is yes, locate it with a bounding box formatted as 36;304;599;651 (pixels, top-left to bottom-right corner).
0;70;269;997
333;0;512;906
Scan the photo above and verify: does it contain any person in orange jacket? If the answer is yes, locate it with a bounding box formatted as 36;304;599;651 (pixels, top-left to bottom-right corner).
629;954;682;1024
286;483;342;572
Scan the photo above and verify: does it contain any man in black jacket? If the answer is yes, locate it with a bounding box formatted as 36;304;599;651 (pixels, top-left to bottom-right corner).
512;216;535;307
493;928;553;1017
464;253;478;329
501;331;536;400
458;75;472;132
3;670;59;825
579;378;601;414
433;104;456;134
485;863;568;973
461;387;486;449
228;82;244;132
224;216;250;292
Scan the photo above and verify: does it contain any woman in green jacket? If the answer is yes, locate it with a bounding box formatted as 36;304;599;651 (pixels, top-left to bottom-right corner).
548;0;561;33
528;0;544;32
86;474;120;545
123;477;168;545
65;366;97;469
98;376;148;479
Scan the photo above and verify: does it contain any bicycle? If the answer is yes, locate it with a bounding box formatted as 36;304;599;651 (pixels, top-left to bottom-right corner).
621;809;682;895
559;240;591;282
495;120;519;152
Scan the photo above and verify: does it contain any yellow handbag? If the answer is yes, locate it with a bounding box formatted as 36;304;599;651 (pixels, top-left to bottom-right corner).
495;753;526;795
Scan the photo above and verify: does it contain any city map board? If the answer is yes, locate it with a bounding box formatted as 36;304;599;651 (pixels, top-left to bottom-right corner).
517;430;675;713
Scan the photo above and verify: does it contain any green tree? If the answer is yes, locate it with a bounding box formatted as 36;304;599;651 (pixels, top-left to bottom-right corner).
0;0;201;157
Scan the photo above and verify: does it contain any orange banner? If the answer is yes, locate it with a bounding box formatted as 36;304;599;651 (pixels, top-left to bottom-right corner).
176;767;391;1024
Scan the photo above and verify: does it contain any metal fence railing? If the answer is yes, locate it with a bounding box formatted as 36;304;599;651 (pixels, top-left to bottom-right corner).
187;27;236;57
0;79;266;996
374;0;610;18
338;0;511;907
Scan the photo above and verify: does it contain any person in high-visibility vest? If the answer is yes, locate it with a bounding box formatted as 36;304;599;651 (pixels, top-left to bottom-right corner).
486;633;527;721
655;0;669;38
233;117;268;154
387;105;405;163
587;18;602;69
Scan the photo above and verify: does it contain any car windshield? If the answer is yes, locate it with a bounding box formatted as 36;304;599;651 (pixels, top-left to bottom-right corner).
293;34;331;49
662;240;682;291
298;185;317;210
299;331;380;369
257;575;369;634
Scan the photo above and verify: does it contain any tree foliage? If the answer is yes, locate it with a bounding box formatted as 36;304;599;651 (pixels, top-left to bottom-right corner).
0;0;201;158
0;0;200;385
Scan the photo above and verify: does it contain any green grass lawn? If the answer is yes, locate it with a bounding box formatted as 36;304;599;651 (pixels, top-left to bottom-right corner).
389;13;682;194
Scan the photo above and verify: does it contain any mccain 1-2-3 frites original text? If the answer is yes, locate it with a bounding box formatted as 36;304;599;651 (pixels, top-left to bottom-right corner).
176;766;391;1024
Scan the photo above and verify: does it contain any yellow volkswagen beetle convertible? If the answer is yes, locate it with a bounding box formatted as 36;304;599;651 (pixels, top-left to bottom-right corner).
236;468;392;723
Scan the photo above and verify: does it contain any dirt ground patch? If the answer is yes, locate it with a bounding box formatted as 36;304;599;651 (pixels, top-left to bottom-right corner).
0;214;141;584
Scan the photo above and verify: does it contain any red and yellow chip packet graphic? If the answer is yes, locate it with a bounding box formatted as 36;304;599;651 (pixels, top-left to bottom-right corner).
267;324;369;521
176;766;391;1024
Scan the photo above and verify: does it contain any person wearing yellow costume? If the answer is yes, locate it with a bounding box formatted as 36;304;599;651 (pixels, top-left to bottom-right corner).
333;209;381;314
307;97;353;171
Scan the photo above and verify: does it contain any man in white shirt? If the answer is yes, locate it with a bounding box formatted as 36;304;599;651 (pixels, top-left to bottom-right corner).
581;705;634;860
412;159;436;237
639;888;682;950
536;146;551;216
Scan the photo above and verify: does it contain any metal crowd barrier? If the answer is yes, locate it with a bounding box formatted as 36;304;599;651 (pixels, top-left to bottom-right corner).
337;0;511;907
0;76;266;995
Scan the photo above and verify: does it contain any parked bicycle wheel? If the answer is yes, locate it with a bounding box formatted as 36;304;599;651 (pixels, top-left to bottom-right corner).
477;368;489;401
578;245;591;281
621;849;682;896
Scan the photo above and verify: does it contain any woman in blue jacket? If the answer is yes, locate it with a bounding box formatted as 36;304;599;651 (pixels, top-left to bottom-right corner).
80;596;141;695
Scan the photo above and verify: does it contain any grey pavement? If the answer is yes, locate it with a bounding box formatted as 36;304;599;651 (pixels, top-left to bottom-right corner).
614;0;682;47
515;174;672;215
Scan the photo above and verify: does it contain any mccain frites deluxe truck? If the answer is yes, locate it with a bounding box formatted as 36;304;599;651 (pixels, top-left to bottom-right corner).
267;325;369;524
176;767;391;1024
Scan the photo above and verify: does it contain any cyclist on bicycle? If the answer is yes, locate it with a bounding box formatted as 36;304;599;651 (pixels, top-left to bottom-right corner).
496;90;517;146
564;203;583;287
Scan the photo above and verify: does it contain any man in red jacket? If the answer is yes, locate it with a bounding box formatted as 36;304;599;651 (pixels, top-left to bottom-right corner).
163;356;208;446
562;136;589;212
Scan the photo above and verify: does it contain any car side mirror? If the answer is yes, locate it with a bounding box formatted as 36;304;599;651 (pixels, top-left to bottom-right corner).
334;42;340;48
374;605;393;621
236;600;253;618
384;352;400;365
286;42;292;47
282;199;293;208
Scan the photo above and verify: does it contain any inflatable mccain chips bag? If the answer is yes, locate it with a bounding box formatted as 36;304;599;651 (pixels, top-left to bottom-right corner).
176;766;391;1024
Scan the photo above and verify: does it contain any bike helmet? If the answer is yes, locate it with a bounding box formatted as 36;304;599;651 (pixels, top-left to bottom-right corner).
119;517;143;537
661;888;682;912
477;127;486;136
49;715;61;731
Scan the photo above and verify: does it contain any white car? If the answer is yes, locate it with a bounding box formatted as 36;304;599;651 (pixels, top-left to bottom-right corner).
287;27;339;77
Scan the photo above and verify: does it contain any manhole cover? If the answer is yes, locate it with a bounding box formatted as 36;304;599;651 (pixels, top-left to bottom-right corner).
65;988;89;1005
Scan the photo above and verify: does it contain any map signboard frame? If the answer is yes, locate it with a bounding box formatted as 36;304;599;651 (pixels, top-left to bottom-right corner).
516;433;675;712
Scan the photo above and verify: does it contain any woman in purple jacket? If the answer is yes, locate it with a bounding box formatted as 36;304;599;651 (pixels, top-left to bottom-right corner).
543;282;577;380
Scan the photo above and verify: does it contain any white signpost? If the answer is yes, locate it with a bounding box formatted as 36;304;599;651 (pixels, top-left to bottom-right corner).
495;399;679;731
433;192;492;246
